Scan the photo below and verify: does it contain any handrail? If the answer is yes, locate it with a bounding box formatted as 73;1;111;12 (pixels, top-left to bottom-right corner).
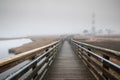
5;41;62;80
72;39;120;58
0;40;62;80
0;40;59;67
70;39;120;80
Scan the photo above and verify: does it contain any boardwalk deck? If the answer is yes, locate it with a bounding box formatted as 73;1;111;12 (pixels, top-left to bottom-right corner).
44;41;96;80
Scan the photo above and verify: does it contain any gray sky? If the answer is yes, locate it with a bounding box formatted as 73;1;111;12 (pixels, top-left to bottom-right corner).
0;0;120;37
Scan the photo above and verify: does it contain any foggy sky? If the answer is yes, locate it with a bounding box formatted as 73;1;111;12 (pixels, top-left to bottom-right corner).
0;0;120;37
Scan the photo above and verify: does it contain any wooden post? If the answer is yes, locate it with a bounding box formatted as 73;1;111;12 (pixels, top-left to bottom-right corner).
87;48;91;68
32;57;38;79
102;54;109;80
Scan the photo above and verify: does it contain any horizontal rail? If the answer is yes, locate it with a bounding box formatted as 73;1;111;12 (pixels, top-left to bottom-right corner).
72;40;120;58
70;39;120;80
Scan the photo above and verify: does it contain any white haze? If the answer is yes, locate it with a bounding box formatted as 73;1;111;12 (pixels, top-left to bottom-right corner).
0;0;120;37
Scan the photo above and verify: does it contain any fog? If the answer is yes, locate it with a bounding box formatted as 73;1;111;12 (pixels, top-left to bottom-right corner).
0;0;120;37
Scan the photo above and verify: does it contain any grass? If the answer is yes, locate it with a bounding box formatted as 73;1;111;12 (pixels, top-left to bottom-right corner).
9;36;61;54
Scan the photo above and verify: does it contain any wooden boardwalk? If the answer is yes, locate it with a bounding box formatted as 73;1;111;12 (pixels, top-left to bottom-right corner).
44;41;96;80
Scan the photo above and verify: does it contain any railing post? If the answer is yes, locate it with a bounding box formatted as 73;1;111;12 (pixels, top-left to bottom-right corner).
32;57;38;79
86;48;92;68
45;49;50;68
102;54;109;80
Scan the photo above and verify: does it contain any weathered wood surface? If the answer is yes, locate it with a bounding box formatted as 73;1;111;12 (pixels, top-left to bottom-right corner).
44;41;96;80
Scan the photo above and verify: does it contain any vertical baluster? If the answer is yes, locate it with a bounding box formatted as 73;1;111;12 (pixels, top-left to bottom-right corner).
32;57;38;79
102;54;109;80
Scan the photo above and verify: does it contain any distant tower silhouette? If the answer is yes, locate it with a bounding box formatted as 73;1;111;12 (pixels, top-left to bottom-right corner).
91;13;96;35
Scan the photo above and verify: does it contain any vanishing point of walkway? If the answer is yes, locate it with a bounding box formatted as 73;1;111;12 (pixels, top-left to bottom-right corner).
45;41;96;80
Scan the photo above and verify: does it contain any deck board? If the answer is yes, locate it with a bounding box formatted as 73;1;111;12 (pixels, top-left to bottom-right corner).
44;41;96;80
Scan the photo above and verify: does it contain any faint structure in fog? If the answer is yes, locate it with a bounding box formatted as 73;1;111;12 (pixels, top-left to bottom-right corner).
98;29;103;35
105;29;113;35
91;13;96;35
83;29;89;35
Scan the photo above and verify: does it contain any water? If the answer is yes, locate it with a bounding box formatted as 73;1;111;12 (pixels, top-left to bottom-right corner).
0;38;32;79
0;38;32;59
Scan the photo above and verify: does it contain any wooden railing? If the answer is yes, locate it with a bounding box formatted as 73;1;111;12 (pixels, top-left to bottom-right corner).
0;40;62;80
70;39;120;80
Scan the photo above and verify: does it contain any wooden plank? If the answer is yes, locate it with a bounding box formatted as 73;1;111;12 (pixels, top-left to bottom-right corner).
45;41;96;80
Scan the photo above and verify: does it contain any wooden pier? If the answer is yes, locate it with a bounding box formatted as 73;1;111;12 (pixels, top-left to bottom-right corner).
0;39;120;80
45;41;96;80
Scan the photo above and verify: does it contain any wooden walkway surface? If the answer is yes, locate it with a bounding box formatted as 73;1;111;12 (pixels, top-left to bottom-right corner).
44;41;96;80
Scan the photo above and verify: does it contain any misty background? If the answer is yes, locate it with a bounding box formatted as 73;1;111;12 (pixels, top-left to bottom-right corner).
0;0;120;37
